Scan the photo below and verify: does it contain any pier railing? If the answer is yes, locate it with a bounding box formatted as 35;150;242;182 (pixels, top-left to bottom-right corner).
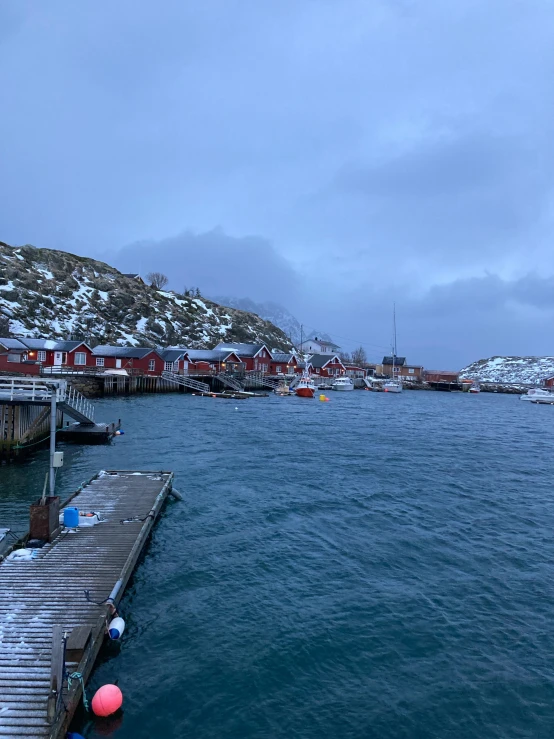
0;377;95;423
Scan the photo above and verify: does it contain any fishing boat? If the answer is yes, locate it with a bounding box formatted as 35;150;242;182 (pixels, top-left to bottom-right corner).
520;388;554;402
383;305;403;394
274;379;293;396
331;376;354;391
469;383;481;394
295;369;315;398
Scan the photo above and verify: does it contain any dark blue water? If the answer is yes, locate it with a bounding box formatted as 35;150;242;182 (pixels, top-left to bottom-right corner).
3;391;554;738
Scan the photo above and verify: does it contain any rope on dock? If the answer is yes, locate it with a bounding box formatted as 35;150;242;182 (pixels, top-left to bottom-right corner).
67;671;90;712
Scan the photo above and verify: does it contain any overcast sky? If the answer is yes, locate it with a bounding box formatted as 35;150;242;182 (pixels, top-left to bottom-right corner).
1;0;553;367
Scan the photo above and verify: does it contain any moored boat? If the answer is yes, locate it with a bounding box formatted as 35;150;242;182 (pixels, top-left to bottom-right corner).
384;304;403;394
295;369;315;398
469;383;481;394
331;376;354;391
520;388;554;402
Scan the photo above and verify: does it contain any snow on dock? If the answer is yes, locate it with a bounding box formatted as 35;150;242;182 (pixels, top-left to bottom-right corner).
0;470;174;738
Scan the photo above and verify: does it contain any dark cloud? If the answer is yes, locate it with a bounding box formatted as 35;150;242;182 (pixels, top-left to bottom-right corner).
0;0;553;365
111;229;301;306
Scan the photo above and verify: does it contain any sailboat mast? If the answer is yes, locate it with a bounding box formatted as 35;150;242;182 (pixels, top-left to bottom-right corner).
392;303;396;377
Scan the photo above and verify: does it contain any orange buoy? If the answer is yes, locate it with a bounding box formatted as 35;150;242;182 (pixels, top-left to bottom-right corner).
91;684;123;717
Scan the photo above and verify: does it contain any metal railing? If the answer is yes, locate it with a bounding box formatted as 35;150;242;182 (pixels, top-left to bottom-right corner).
0;377;95;422
161;371;210;393
216;373;244;391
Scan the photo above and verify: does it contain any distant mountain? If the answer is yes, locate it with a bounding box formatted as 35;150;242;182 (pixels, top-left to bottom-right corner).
212;296;303;344
460;356;554;385
211;296;336;348
0;242;293;350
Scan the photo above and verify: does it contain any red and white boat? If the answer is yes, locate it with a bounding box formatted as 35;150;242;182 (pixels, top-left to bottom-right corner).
295;370;315;398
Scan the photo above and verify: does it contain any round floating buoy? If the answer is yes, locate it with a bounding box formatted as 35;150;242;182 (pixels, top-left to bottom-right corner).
119;430;125;435
325;398;330;402
212;394;217;398
319;394;326;401
91;684;123;717
108;616;126;640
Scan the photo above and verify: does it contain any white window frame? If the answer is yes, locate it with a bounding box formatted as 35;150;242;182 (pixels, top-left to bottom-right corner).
96;357;105;367
148;359;155;371
409;368;415;374
38;350;47;362
276;365;282;374
164;361;173;372
173;360;180;372
74;352;87;366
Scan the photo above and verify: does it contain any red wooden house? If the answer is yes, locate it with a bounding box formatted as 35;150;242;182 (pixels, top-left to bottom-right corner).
91;346;165;375
20;339;94;369
0;338;41;374
269;353;299;375
184;349;243;373
214;343;272;372
544;376;554;388
308;354;346;377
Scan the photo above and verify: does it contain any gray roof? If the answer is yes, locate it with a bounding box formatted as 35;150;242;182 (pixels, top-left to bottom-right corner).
308;353;344;369
214;342;268;358
382;356;407;366
159;349;185;362
271;353;297;363
0;338;28;351
18;339;89;352
122;273;142;279
184;349;241;362
92;345;159;359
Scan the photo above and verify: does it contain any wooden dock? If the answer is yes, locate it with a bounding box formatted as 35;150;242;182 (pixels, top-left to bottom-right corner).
0;470;174;738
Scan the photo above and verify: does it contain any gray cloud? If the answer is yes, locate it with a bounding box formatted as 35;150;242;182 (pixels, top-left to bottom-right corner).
111;229;302;306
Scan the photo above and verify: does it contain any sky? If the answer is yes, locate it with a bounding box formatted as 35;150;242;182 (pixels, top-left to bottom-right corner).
1;0;553;368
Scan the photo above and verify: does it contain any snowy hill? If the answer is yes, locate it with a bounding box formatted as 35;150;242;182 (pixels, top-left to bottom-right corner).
0;242;293;349
460;356;554;385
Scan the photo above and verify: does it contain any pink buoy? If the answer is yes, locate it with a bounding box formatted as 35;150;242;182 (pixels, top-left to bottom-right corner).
91;684;123;717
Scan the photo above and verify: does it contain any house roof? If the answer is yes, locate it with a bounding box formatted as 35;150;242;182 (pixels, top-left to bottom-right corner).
184;349;241;362
122;273;142;280
159;349;187;363
214;342;269;358
308;353;344;369
20;339;90;352
382;356;407;366
92;345;159;359
271;353;297;363
0;338;28;351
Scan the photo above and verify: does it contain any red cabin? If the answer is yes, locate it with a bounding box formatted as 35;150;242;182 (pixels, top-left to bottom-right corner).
214;343;272;372
269;353;299;375
308;353;346;377
91;346;165;375
184;349;243;373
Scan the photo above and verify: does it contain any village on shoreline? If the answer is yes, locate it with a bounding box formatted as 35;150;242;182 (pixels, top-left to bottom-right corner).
0;333;550;395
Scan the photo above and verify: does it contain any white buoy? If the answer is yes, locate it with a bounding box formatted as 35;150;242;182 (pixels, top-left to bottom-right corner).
108;616;126;640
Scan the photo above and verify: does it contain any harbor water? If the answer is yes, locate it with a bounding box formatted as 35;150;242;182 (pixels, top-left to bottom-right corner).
2;390;554;738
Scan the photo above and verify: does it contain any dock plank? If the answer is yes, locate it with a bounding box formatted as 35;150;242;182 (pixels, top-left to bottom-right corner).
0;470;173;739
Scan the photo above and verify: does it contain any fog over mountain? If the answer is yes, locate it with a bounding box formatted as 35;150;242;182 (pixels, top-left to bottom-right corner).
1;1;553;368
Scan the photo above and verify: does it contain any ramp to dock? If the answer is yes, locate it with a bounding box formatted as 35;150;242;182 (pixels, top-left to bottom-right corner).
0;470;174;738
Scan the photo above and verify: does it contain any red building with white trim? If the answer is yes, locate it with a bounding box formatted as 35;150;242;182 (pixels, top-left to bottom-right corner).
214;343;272;372
91;346;165;375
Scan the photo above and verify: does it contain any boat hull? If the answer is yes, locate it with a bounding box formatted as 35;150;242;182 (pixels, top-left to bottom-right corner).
383;382;402;393
296;387;315;398
331;384;354;391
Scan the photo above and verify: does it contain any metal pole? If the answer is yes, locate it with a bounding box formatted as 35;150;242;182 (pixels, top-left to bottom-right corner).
49;392;56;497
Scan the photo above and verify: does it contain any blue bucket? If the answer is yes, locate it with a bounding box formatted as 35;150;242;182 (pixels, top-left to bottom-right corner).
64;507;79;528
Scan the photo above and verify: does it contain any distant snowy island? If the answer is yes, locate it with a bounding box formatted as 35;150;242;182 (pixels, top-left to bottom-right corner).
460;356;554;386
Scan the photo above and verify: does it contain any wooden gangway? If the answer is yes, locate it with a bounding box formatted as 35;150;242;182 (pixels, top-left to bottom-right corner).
161;370;210;393
0;470;174;738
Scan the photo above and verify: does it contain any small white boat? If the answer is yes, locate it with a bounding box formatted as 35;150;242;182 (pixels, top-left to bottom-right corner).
469;383;481;394
383;379;403;393
520;388;554;402
331;376;354;391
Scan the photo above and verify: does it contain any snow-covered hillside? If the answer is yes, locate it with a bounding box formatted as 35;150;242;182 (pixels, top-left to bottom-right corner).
460;356;554;385
0;242;292;349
